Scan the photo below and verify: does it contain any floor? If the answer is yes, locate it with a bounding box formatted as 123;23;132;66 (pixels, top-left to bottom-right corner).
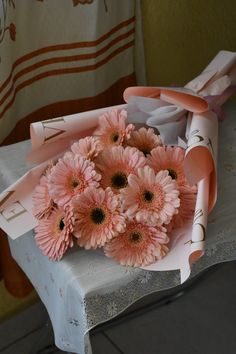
0;261;236;354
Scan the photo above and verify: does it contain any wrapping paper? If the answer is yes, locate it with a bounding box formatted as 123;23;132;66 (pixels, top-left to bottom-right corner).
0;50;236;282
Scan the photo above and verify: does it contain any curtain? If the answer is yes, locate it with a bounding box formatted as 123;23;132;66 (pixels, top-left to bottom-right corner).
0;0;145;297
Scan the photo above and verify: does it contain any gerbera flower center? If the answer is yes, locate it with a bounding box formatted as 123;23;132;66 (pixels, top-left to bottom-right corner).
138;184;165;212
143;190;155;203
59;218;65;231
90;208;106;224
129;231;142;244
71;178;80;189
111;172;128;189
110;132;119;143
168;169;178;180
142;148;150;156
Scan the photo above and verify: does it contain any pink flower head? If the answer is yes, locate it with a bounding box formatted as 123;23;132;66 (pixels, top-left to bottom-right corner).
96;146;146;193
32;165;55;219
104;218;169;267
48;155;101;207
167;184;197;231
127;127;163;155
70;136;103;160
93;109;134;148
121;166;180;226
35;206;74;261
73;187;126;249
147;146;187;186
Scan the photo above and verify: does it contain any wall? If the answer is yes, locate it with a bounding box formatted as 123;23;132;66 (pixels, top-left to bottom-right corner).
0;281;38;323
141;0;236;86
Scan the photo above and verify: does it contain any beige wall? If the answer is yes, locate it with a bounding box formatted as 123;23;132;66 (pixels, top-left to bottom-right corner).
141;0;236;86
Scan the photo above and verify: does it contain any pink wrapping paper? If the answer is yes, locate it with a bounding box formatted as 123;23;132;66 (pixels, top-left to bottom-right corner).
0;50;236;282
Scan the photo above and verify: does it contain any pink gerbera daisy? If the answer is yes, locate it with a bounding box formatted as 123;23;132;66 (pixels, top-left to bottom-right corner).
127;127;163;156
32;169;54;219
93;109;134;148
70;136;103;160
96;146;146;193
166;184;197;231
104;218;169;267
35;206;74;261
48;155;101;207
147;146;187;186
73;187;126;249
121;166;180;226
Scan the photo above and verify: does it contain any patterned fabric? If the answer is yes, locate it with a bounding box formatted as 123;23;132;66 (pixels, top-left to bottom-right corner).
0;0;145;296
0;0;145;145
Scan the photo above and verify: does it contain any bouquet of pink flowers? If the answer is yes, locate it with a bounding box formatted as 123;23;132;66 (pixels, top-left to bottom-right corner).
32;109;197;266
1;50;236;282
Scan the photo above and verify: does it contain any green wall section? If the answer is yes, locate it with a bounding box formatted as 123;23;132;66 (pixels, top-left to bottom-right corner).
0;281;38;323
142;0;236;86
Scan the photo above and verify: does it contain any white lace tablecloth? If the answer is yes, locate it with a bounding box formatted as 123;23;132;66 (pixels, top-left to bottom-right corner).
0;102;236;354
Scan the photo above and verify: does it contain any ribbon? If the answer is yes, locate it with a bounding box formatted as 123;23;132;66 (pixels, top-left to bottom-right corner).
124;50;236;145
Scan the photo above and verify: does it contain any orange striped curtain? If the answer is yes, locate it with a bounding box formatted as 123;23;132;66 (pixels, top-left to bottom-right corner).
0;0;145;296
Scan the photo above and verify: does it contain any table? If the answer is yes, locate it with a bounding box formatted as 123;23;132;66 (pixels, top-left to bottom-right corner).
0;102;236;354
